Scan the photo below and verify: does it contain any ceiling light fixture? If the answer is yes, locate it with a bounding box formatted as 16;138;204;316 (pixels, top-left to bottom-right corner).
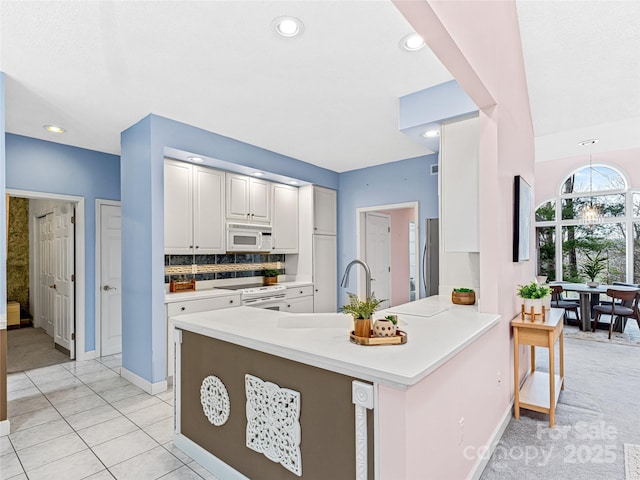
252;172;264;177
578;139;602;227
43;124;66;134
400;33;425;51
422;129;440;139
188;156;204;163
288;180;299;185
273;16;304;37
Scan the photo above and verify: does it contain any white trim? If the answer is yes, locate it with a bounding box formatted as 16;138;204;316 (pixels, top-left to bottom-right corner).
355;201;420;300
121;367;167;395
95;199;122;357
7;190;86;360
0;313;6;330
0;420;10;437
470;403;513;480
82;350;97;361
174;434;249;480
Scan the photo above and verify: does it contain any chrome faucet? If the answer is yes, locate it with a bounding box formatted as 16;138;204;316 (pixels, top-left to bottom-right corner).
340;259;372;299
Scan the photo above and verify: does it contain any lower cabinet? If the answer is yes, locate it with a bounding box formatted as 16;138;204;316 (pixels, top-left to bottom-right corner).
286;285;314;313
166;293;241;382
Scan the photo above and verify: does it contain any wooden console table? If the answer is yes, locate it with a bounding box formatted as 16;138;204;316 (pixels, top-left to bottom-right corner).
511;308;564;427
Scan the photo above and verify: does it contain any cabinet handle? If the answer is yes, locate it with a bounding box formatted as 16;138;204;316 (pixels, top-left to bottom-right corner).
189;245;193;249
229;300;234;304
315;289;319;292
195;246;199;249
299;290;303;294
181;306;186;311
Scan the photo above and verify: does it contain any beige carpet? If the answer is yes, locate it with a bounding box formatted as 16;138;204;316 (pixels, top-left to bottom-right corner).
7;326;70;373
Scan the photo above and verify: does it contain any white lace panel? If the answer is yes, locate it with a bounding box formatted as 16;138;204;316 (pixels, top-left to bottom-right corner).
245;374;302;476
200;375;230;426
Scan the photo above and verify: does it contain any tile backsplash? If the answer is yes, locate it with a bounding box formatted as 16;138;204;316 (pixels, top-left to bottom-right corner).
164;253;285;283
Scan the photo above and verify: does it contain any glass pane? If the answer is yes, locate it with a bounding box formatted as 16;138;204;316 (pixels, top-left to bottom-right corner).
536;226;556;281
634;192;640;217
561;166;625;194
535;201;555;222
634;223;640;284
561;194;625;220
562;224;626;283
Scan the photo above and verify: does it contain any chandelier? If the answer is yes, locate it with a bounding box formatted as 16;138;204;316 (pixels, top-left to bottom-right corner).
579;149;602;226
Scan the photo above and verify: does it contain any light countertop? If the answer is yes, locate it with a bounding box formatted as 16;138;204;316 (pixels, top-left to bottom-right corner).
170;295;501;389
165;281;313;303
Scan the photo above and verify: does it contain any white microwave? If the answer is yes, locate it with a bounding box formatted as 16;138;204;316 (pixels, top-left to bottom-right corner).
227;223;273;252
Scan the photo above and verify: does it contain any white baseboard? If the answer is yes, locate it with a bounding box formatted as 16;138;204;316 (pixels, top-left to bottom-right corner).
121;367;167;395
0;420;10;436
468;402;513;480
174;434;249;480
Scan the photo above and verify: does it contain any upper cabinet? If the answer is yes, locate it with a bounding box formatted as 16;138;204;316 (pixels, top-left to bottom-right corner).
164;159;225;255
226;173;270;224
313;186;337;235
271;183;299;253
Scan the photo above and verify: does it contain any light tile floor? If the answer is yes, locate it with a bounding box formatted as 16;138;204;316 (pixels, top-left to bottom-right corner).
1;355;221;480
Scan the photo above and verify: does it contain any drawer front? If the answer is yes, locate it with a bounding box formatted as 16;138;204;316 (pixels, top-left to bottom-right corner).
286;285;314;300
167;294;241;316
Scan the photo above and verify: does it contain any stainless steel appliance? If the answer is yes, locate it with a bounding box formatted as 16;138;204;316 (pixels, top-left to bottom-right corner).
226;223;273;252
422;218;439;297
224;283;288;311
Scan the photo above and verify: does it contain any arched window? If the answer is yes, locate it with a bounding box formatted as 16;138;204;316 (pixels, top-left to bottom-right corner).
535;164;637;284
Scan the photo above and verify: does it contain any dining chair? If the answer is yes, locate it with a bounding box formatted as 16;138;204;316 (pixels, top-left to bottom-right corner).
550;285;580;324
591;289;640;339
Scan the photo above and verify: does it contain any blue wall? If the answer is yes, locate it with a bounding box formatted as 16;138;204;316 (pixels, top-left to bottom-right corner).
5;134;121;351
120;114;339;385
337;154;439;305
0;74;6;327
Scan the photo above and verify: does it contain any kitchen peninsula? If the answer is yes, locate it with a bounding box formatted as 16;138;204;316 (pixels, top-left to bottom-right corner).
170;295;501;480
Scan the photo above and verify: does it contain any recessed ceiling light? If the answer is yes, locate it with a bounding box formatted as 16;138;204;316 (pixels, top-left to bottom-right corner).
253;172;264;177
578;138;599;146
288;180;299;185
188;156;205;163
400;33;425;51
273;16;304;37
422;129;440;138
43;124;66;134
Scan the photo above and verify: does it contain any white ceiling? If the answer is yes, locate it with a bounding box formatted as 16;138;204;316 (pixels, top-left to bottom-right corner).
0;0;453;173
2;1;639;171
515;0;640;161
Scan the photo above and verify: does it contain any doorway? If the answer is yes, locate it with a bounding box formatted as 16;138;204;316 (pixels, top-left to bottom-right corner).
5;190;86;374
96;200;122;357
356;202;420;307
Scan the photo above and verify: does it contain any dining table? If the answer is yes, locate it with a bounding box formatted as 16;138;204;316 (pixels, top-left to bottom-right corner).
549;282;640;332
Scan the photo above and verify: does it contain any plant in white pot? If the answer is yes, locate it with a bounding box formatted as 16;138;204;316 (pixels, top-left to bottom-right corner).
517;281;551;315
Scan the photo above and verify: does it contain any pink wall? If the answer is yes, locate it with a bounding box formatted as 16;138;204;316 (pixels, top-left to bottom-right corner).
380;208;414;306
535;147;640;205
385;1;536;478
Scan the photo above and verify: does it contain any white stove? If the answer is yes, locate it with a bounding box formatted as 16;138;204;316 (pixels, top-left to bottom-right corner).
223;283;287;310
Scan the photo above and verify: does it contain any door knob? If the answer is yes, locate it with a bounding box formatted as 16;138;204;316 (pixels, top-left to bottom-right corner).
103;285;117;291
49;284;57;289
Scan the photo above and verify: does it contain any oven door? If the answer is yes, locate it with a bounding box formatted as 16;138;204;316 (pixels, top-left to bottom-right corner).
227;228;262;251
243;295;288;311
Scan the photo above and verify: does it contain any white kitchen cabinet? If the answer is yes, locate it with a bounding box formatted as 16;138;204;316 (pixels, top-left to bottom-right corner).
312;235;337;312
226;173;270;224
271;183;299;253
166;292;241;382
164;159;225;254
313;186;337;235
286;284;314;313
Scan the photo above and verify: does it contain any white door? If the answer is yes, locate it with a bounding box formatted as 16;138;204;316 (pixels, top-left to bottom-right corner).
52;205;75;358
100;204;122;356
365;212;391;309
312;234;337;313
38;214;54;337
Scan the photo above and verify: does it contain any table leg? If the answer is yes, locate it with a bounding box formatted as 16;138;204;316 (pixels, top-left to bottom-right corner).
530;345;535;374
579;293;591;331
513;327;520;420
548;330;555;428
559;331;564;391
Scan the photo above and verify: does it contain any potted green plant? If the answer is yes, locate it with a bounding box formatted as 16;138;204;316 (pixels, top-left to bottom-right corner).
517;280;551;314
262;268;280;286
451;288;476;305
342;293;384;338
580;251;607;287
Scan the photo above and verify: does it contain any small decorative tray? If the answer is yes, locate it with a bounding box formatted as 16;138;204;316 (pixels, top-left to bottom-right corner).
170;279;196;292
349;330;407;346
